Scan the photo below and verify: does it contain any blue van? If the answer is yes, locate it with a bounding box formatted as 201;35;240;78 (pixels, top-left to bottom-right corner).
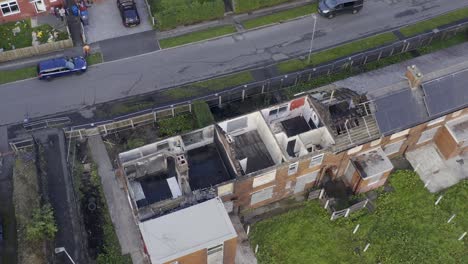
37;56;87;80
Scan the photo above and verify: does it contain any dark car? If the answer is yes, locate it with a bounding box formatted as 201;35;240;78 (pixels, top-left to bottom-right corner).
37;56;87;80
117;0;140;27
318;0;363;18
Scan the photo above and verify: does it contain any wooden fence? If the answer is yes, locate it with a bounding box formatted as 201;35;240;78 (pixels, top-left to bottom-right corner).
0;38;73;63
330;199;369;221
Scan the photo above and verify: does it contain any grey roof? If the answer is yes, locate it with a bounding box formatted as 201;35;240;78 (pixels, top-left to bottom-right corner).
374;89;428;135
139;198;237;264
423;68;468;117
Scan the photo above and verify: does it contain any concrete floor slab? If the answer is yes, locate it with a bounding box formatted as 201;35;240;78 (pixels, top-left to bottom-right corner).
85;0;153;43
406;144;468;193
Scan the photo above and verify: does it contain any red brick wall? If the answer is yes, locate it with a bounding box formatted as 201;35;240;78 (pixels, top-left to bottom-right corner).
0;0;63;23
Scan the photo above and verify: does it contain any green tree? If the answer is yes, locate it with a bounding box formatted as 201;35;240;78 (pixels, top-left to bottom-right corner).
26;203;58;242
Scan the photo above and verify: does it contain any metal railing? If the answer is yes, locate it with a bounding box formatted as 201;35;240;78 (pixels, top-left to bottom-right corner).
63;20;468;139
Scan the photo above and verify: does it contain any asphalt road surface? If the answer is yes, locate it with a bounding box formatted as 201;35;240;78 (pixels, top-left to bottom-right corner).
0;0;466;125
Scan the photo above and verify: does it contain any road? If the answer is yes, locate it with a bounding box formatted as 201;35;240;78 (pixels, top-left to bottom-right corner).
0;0;466;125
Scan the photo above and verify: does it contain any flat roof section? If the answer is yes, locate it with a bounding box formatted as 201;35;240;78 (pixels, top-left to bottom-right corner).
423;68;468;117
446;115;468;144
352;148;394;179
139;197;237;264
187;143;232;190
233;130;275;174
374;89;427;135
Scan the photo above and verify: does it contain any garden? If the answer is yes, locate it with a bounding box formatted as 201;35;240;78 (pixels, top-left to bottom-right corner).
250;170;468;264
150;0;225;30
0;19;69;51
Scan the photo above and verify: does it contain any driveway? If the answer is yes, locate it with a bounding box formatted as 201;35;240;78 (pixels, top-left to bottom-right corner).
85;0;153;43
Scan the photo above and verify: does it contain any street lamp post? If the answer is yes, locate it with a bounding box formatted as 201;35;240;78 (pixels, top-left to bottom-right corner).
307;14;318;64
55;247;76;264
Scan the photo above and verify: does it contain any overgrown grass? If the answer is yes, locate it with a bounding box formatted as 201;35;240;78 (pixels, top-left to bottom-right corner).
0;66;37;85
150;0;225;30
251;170;468;264
417;32;467;55
86;52;103;66
235;0;291;13
278;32;398;73
161;71;254;100
243;3;317;29
94;101;154;119
157;113;195;137
400;7;468;37
193;101;214;128
159;25;237;48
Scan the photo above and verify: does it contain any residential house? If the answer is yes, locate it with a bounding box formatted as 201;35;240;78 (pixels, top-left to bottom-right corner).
0;0;63;23
117;66;468;263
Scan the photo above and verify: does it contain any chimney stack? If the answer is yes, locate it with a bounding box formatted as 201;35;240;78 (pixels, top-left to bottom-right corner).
405;64;423;89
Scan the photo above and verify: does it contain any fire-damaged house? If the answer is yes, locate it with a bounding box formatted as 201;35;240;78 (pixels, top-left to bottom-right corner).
117;66;467;264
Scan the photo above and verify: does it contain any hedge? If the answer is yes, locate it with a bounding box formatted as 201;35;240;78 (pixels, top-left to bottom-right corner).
235;0;291;13
193;101;215;128
151;0;225;30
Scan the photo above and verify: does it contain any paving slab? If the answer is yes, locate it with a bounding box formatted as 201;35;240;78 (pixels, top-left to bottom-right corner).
85;0;153;43
406;144;468;193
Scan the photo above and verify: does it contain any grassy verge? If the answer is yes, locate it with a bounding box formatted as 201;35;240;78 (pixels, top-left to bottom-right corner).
251;170;468;263
0;66;37;85
86;52;103;66
235;0;290;13
161;71;254;100
242;3;318;30
159;25;237;48
400;7;468;37
417;32;467;55
277;32;398;73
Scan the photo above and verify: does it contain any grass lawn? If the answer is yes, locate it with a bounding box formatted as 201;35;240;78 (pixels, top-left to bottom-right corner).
251;170;468;264
400;7;468;37
235;0;291;13
277;32;397;73
159;25;237;48
86;52;103;65
242;3;318;30
161;71;254;100
0;66;37;85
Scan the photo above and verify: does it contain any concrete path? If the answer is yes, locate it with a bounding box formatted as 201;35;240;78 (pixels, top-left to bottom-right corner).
0;0;467;125
230;215;258;264
406;144;468;193
88;135;147;264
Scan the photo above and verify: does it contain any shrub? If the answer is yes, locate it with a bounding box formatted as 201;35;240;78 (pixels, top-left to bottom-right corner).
26;204;58;242
193;101;214;128
151;0;225;30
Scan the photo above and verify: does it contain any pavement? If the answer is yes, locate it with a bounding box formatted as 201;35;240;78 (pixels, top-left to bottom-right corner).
230;215;258;264
85;0;153;43
0;0;467;125
88;135;147;264
406;144;468;193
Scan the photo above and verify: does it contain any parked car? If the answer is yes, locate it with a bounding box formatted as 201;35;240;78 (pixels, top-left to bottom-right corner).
37;56;87;80
117;0;141;27
318;0;363;18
